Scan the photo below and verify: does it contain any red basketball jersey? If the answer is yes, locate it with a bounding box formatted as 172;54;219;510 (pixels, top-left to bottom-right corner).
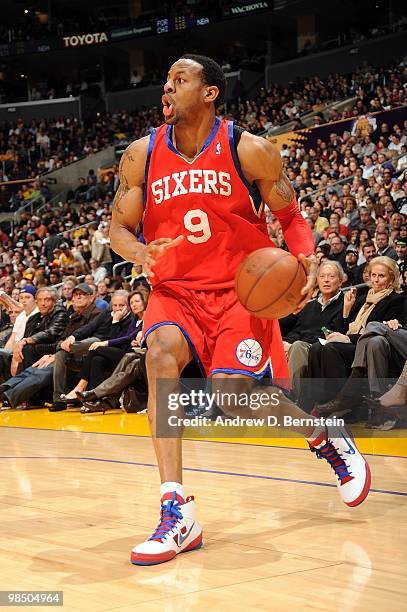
143;118;273;289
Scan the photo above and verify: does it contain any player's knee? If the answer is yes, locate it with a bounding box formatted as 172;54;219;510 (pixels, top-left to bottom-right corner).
146;342;188;376
211;374;253;417
147;343;173;371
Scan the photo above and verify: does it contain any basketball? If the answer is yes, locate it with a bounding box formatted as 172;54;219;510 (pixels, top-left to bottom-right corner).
235;248;307;319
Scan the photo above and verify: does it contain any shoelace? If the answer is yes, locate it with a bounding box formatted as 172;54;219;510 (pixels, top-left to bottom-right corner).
149;492;184;541
313;441;353;482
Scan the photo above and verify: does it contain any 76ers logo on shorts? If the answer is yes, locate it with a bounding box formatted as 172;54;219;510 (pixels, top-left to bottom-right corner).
236;339;263;367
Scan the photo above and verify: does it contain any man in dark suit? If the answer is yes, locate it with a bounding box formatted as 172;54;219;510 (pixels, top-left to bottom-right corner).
376;229;397;260
0;284;101;409
281;260;344;399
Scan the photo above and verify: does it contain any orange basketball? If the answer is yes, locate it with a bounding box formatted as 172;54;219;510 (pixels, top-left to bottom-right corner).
235;248;307;319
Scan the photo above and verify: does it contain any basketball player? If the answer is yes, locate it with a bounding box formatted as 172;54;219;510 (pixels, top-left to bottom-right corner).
110;55;371;566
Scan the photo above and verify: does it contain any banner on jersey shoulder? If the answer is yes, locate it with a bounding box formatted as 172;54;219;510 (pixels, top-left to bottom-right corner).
266;105;407;151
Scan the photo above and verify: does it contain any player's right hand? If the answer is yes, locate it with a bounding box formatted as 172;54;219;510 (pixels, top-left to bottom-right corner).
143;236;184;278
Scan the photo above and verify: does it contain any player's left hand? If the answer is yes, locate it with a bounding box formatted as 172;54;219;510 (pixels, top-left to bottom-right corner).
293;253;318;314
384;319;401;331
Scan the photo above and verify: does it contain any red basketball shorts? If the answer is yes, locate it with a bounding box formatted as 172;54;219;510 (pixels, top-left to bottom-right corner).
142;283;289;380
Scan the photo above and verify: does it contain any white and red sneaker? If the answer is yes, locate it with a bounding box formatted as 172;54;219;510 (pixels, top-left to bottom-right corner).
309;425;371;507
130;492;203;566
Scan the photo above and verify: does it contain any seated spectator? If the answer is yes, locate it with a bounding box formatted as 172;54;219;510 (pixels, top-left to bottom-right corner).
355;240;377;283
393;235;406;274
343;244;360;285
50;289;132;410
328;234;347;266
375;228;397;260
0;286;38;380
91;222;112;273
308;256;405;407
318;311;407;421
0;283;101;410
357;228;373;256
43;226;63;260
90;258;108;283
309;206;329;237
60;277;78;314
87;282;109;310
9;287;69;376
390;212;404;243
324;212;349;239
343;197;359;226
97;279;109;302
281;261;344;400
80;350;148;415
71;238;89;273
60;290;144;404
0;304;20;348
69;290;148;412
349;206;377;235
58;243;76;274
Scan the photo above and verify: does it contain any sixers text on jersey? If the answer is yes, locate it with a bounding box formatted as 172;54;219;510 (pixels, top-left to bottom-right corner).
151;170;232;204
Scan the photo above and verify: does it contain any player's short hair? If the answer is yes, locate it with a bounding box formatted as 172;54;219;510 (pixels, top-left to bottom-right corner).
181;54;226;107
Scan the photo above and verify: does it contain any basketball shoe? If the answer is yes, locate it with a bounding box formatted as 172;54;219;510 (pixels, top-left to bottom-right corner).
130;491;203;566
308;425;371;507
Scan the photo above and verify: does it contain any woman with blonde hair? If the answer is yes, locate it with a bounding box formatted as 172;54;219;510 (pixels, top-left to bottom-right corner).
307;256;405;411
316;257;407;421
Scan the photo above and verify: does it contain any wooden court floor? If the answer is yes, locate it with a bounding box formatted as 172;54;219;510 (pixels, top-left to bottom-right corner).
0;410;406;611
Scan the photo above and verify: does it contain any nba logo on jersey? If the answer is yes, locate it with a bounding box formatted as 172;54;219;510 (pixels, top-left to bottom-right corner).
216;142;221;155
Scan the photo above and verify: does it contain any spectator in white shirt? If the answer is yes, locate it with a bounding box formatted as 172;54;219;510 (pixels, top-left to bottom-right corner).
36;130;50;150
389;134;402;154
0;285;38;380
89;258;108;284
396;145;407;172
362;156;375;179
9;286;39;346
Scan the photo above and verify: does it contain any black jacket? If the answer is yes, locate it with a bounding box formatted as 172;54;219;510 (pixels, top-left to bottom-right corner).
36;303;102;354
281;293;344;344
72;309;132;342
336;290;406;341
24;304;69;345
342;264;360;286
377;246;398;261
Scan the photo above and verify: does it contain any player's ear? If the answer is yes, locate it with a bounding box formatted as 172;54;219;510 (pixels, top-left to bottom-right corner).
204;85;219;104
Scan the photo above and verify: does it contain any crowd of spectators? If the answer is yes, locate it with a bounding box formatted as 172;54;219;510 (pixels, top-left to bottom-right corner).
230;60;406;133
0;57;406;427
0;59;405;184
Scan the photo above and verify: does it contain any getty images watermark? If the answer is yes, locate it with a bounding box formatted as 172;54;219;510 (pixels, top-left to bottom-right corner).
155;379;345;438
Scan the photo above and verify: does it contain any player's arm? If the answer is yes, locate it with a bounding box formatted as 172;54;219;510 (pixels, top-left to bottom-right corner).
238;132;317;309
109;138;183;276
109;139;147;264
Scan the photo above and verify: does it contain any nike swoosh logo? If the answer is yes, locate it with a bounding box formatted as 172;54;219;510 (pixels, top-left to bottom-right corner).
341;433;356;455
178;522;195;546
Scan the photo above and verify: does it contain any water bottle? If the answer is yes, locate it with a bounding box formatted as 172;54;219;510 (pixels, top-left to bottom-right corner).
321;326;332;339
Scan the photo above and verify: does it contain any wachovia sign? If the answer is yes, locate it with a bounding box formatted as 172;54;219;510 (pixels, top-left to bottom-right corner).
63;32;109;48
